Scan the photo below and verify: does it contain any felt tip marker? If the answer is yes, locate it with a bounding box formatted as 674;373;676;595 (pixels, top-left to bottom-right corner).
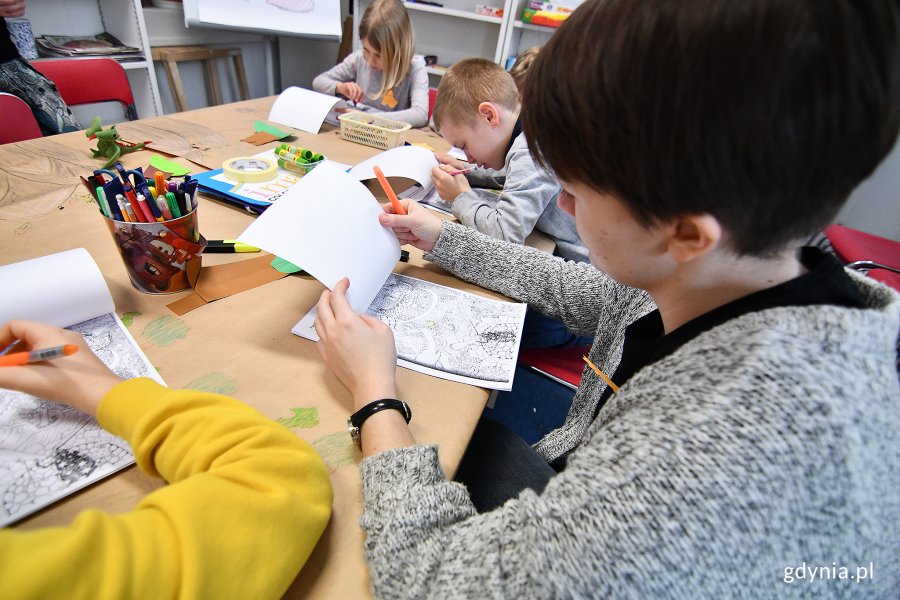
0;344;79;367
204;240;261;253
372;165;407;215
445;167;473;176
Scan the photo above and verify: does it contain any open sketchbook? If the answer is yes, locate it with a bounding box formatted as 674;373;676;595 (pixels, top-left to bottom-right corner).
237;163;527;390
0;249;162;527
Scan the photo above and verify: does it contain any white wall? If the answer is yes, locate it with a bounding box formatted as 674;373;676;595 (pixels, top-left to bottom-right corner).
835;134;900;241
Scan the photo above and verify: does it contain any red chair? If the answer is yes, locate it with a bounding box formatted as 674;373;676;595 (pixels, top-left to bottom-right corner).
825;224;900;291
517;344;592;391
0;92;42;143
31;58;138;121
428;87;438;121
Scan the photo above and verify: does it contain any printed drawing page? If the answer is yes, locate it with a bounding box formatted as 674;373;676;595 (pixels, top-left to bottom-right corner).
293;273;527;391
237;161;402;314
0;248;163;526
268;86;343;134
348;145;439;190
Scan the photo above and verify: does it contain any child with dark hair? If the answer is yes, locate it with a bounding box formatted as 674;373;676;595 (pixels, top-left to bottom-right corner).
314;0;900;596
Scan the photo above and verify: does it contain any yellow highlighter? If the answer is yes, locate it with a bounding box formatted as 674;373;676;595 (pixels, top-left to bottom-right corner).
204;239;261;253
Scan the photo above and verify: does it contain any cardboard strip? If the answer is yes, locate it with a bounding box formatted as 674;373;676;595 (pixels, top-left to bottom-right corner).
167;253;289;315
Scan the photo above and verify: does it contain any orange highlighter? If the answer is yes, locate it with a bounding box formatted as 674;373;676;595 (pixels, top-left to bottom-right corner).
0;344;79;367
372;165;407;215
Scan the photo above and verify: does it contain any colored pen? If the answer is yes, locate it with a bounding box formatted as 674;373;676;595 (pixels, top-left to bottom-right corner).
123;201;139;223
154;172;167;196
204;240;261;253
156;194;173;220
372;165;407;215
95;186;111;218
166;192;182;218
115;194;132;222
0;344;79;367
135;193;156;223
445;167;473;176
582;355;619;393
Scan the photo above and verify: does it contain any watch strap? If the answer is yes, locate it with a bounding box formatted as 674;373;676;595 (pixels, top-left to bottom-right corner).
347;399;412;447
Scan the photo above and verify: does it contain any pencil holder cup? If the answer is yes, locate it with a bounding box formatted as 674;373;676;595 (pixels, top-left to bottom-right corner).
102;209;206;294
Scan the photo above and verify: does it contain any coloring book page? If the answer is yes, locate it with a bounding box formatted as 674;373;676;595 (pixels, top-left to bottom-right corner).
0;249;162;526
292;273;526;391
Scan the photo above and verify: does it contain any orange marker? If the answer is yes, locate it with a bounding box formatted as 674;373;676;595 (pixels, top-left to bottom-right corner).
372;165;406;216
0;344;79;367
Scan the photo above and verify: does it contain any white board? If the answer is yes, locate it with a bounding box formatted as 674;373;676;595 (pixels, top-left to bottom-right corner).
183;0;341;41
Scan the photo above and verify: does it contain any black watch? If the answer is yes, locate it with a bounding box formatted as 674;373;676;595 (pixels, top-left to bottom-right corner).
347;399;412;448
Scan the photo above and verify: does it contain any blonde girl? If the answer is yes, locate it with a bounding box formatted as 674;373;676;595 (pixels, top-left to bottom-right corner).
313;0;429;127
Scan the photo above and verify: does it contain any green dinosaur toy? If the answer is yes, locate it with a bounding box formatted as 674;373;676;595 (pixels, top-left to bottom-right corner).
85;117;149;168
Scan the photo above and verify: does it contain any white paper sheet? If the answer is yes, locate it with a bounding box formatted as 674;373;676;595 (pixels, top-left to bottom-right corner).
0;248;114;328
237;162;401;313
268;86;344;134
0;248;163;526
348;145;439;189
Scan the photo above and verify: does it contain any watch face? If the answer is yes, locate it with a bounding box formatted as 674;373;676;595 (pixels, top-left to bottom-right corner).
348;417;361;448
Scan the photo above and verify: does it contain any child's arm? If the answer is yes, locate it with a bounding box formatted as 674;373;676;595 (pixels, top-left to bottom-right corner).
449;139;559;246
0;323;333;599
312;50;361;96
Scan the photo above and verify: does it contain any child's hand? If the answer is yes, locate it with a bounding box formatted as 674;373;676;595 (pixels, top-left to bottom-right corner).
336;82;366;104
431;164;472;202
314;278;398;409
0;320;123;417
378;199;443;252
433;152;469;171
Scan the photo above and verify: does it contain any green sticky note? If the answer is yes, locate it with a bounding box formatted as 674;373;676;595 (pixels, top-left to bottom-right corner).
255;120;290;139
271;256;304;274
150;155;191;176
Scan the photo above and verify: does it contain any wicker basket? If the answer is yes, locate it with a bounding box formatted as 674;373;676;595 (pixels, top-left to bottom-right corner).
338;112;411;150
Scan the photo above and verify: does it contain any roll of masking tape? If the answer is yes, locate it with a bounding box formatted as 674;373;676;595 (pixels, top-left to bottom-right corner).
222;157;277;183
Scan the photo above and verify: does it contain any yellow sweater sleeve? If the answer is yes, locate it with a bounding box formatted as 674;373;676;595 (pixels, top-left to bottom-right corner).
0;378;333;599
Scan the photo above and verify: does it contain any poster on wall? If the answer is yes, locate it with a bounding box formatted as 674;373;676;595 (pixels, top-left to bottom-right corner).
183;0;341;40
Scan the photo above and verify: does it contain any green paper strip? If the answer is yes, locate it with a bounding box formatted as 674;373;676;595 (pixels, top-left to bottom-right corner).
150;155;191;176
255;120;290;139
270;256;304;274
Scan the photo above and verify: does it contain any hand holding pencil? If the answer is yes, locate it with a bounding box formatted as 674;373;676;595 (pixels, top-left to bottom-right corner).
0;320;123;417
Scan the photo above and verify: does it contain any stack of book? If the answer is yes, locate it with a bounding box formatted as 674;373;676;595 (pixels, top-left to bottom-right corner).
35;33;143;62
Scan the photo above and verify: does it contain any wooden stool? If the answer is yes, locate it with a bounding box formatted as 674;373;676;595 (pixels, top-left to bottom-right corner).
151;45;251;112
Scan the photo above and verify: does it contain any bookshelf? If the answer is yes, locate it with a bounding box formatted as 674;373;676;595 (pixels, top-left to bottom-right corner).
24;0;163;119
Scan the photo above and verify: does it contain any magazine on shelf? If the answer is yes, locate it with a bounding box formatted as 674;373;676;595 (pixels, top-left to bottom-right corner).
35;33;143;61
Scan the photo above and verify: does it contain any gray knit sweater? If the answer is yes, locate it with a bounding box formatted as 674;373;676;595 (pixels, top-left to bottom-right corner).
359;222;900;599
451;132;588;263
312;49;429;127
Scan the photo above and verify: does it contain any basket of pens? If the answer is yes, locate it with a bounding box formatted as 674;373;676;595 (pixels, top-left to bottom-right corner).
337;112;411;150
83;163;207;294
274;143;326;176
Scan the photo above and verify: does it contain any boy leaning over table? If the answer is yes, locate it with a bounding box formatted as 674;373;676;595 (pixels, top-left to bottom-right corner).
430;57;593;350
312;0;900;597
